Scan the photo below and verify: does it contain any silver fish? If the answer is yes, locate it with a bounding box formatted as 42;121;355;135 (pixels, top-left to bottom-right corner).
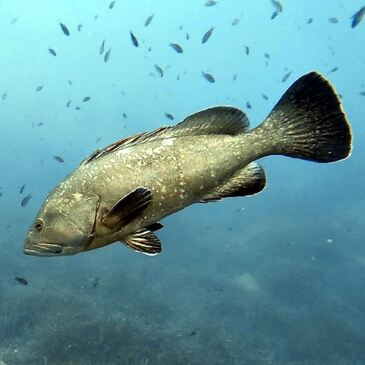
24;72;352;257
104;48;111;63
351;6;365;28
202;71;215;83
169;43;183;53
202;27;214;44
99;39;105;55
144;14;154;27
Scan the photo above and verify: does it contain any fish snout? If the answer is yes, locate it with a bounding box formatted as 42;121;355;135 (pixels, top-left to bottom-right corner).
23;241;63;256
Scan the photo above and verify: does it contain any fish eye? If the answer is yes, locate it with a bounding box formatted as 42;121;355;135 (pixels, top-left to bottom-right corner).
34;220;43;232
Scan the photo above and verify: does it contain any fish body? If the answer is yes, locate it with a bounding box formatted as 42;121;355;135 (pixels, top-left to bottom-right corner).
164;113;174;120
144;14;154;27
169;43;183;53
109;1;116;9
205;0;217;6
53;155;64;163
99;40;105;55
36;85;44;92
154;64;164;77
130;31;139;47
21;194;32;207
20;184;25;194
202;27;214;44
48;48;57;56
24;72;352;257
83;96;91;102
59;22;70;36
15;277;28;285
202;71;215;83
351;6;365;28
104;48;111;63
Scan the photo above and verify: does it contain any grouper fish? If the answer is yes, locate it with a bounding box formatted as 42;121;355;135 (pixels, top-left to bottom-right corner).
24;72;352;257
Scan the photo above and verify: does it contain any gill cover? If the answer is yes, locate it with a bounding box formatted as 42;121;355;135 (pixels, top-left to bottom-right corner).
56;193;99;248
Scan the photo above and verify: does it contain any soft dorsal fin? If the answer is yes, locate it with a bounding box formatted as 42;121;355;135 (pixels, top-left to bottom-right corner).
81;106;249;165
102;187;152;231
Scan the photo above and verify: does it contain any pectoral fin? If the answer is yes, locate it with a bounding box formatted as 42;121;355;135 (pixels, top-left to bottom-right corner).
121;228;161;256
102;187;152;230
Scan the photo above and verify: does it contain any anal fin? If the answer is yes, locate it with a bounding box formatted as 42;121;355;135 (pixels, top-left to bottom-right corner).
121;228;161;256
201;162;266;202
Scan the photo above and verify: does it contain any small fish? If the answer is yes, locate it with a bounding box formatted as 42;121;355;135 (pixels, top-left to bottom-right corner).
165;113;174;120
328;67;339;74
281;71;292;83
94;14;98;20
169;43;183;53
36;85;44;92
243;45;250;55
202;71;215;83
231;18;240;26
186;33;190;40
154;64;164;78
202;27;214;44
233;74;237;81
144;14;154;27
20;184;26;194
329;17;339;24
271;0;283;12
109;1;116;9
75;106;81;110
99;39;105;55
66;100;71;108
11;17;19;24
21;194;32;207
68;80;73;86
104;48;111;63
262;94;269;100
2;92;7;100
307;18;313;24
205;0;217;6
96;137;102;143
264;53;271;59
48;48;57;56
359;91;365;96
59;22;70;36
91;277;100;288
130;31;139;47
83;96;91;102
53;155;65;163
123;113;128;118
15;277;28;286
77;24;82;31
351;6;365;28
37;122;44;127
271;11;279;20
246;101;252;109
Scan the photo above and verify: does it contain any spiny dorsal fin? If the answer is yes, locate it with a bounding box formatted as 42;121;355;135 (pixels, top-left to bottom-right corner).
81;107;249;165
122;228;161;256
102;187;152;231
201;162;266;202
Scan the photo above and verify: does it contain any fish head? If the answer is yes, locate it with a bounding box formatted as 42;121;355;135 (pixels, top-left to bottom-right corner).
24;191;99;257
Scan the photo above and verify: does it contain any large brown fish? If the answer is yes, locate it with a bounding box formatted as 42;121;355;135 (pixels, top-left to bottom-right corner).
24;72;352;257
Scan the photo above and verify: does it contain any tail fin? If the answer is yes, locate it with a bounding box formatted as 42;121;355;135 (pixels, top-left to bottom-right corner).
261;72;352;162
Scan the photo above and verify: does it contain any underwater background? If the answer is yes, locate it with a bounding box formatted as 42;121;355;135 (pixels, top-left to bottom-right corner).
0;0;364;364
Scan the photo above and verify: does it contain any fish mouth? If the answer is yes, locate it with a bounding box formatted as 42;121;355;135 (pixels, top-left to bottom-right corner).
23;242;63;256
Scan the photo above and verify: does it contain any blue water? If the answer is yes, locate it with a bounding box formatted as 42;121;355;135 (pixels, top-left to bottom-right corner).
0;1;364;364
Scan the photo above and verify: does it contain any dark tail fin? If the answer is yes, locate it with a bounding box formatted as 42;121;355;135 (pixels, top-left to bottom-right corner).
261;72;352;162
